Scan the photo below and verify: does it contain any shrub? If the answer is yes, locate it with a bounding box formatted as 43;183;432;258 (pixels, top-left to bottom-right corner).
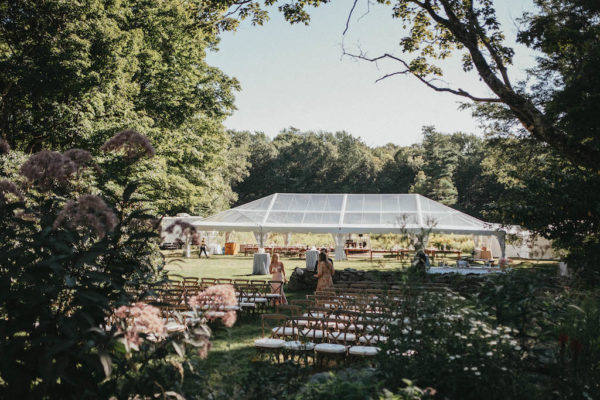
378;289;534;399
0;131;229;399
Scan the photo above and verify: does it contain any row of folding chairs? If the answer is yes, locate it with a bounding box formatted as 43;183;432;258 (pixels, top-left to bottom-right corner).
255;310;393;366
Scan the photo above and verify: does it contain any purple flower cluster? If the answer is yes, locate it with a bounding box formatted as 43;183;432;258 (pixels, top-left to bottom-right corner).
63;148;93;170
0;180;23;204
53;195;118;239
0;138;10;155
20;149;92;190
101;130;155;160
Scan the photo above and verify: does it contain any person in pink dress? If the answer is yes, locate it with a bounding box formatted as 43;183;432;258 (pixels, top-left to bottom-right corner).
269;253;288;304
316;252;334;292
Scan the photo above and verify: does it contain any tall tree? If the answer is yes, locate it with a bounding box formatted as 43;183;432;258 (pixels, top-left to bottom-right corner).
0;0;248;215
248;0;600;171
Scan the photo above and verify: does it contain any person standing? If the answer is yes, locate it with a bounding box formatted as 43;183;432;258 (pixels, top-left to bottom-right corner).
269;253;287;304
316;252;334;292
199;237;209;258
314;247;333;270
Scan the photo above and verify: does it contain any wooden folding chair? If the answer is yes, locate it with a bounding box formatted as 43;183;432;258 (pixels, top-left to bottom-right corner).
254;314;287;362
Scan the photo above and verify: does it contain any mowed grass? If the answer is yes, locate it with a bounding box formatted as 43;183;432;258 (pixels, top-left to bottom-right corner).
163;250;412;281
162;250;554;281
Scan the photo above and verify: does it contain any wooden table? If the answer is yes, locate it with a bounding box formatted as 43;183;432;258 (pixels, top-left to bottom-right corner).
425;249;462;261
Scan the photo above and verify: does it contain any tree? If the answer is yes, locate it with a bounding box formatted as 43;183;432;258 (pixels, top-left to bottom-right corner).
0;0;248;215
254;0;600;171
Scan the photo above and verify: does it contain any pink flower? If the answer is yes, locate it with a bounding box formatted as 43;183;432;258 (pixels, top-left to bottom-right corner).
53;195;118;239
197;341;212;359
0;138;10;154
20;150;77;189
101;130;155;160
63;148;93;170
112;302;166;350
189;284;238;327
0;180;23;204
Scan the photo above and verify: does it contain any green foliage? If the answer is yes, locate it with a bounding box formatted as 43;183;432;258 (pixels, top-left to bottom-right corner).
0;0;248;215
479;136;600;280
230;128;496;220
0;136;219;398
379;288;531;400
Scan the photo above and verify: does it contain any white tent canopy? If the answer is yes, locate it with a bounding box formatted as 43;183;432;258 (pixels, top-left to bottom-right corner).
192;193;506;260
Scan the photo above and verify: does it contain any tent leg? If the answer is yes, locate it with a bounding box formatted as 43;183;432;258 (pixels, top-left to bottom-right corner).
332;233;347;261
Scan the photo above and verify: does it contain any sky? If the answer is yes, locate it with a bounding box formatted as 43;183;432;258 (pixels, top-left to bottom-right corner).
206;1;537;147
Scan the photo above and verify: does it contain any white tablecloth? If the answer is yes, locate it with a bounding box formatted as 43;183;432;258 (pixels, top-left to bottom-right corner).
427;267;505;275
305;250;319;271
252;253;270;275
207;244;222;255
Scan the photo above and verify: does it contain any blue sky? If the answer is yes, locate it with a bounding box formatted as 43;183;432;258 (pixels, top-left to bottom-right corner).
206;1;536;147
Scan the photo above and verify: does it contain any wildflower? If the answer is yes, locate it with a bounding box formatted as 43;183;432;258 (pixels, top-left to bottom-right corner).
53;195;118;239
112;302;166;350
63;148;93;170
20;150;77;189
486;351;493;356
198;341;212;359
0;180;23;204
0;138;10;154
189;284;238;327
101;129;155;160
474;371;481;376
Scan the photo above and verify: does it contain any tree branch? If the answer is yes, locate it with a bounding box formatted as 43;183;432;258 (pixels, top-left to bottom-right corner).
345;50;503;103
343;0;360;35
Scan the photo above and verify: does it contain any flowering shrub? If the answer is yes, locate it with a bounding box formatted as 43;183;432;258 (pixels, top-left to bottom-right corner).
379;290;531;399
189;284;238;328
0;130;225;399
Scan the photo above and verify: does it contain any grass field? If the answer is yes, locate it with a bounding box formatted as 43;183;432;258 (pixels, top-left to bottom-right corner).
163;251;413;281
163;250;556;281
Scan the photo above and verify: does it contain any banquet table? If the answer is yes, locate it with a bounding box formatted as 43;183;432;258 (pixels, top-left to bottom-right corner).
305;250;319;271
252;253;270;275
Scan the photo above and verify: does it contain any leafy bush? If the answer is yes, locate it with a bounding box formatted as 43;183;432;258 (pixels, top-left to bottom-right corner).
0;131;224;399
378;289;534;399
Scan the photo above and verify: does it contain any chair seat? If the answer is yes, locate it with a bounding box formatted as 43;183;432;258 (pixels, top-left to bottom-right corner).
365;325;388;333
301;329;325;339
165;322;186;333
348;346;380;356
239;302;256;308
346;324;364;331
254;338;285;348
314;343;346;354
303;312;326;318
284;340;315;351
253;297;268;303
359;335;388;344
205;311;225;318
328;332;356;342
272;326;298;336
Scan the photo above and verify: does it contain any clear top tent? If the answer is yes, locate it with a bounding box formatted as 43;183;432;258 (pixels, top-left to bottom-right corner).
191;193;506;260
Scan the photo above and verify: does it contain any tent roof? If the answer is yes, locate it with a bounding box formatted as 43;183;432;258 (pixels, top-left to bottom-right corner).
192;193;502;236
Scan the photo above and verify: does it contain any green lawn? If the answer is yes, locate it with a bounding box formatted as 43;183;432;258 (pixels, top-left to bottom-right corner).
163;250;555;281
163;250;413;281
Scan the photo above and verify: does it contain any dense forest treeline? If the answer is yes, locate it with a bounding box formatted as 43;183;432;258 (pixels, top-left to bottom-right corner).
229;126;502;221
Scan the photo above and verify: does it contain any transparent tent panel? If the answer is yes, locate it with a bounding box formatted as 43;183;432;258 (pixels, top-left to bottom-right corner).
194;193;492;233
